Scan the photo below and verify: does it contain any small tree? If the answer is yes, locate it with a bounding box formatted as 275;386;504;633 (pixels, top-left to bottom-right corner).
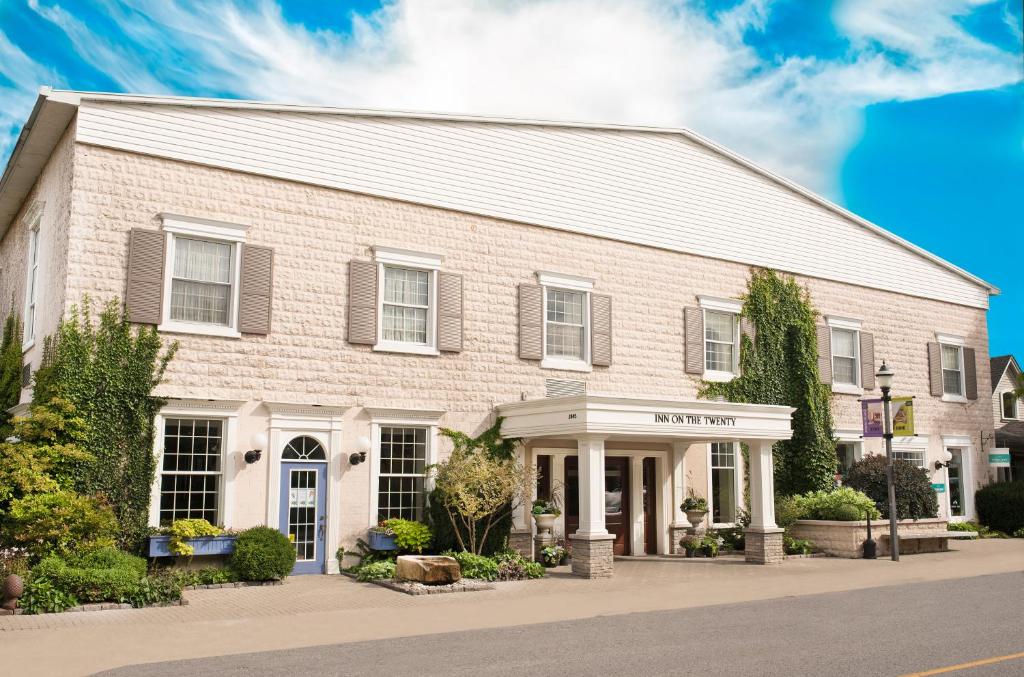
0;312;23;435
432;419;533;554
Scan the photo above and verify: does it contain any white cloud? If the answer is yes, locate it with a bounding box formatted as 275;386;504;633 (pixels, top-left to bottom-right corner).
0;30;64;163
5;0;1022;198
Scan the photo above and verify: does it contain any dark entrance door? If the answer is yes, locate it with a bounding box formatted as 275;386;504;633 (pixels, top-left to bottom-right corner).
565;456;631;556
642;457;657;555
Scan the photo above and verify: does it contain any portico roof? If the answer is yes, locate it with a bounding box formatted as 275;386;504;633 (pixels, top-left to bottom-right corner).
497;394;794;442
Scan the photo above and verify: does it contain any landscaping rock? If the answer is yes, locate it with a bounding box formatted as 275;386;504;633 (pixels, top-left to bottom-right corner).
395;555;461;585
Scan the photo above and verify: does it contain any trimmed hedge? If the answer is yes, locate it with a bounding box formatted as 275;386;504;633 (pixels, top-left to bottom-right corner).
845;455;938;520
230;527;296;581
975;482;1024;535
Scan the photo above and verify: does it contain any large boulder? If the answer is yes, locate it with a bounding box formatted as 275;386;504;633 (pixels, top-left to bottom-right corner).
395;555;461;585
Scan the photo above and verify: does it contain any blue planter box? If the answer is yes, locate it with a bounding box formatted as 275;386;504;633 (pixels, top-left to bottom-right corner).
367;530;398;551
148;535;237;558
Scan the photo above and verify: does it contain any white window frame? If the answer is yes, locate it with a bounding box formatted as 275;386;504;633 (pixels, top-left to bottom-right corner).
936;333;966;402
707;441;743;528
835;431;863;477
21;207;42;351
827;316;863;395
699;296;741;382
941;436;974;522
365;407;444;526
1001;391;1018;420
373;246;442;356
891;435;929;469
158;214;247;339
539;271;593;372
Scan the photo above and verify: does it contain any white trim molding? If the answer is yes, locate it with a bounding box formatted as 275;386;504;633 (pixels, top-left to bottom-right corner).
935;332;965;347
160;213;250;242
373;245;443;270
825;315;863;331
373;248;442;356
536;270;595;292
698;295;742;315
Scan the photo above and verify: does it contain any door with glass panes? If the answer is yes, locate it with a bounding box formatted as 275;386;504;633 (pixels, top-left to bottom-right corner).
945;447;967;522
278;436;328;574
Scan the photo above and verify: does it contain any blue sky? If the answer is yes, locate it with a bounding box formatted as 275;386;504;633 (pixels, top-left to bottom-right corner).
1;0;1022;357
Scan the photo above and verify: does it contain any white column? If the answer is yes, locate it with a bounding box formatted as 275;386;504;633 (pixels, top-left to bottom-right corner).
630;456;645;556
576;435;609;537
670;441;691;528
551;453;566;539
747;440;778;529
655;454;670;554
513;444;530;533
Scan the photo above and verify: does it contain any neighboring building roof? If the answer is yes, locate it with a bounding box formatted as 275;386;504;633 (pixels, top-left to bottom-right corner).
0;88;1000;308
996;420;1024;449
991;355;1021;393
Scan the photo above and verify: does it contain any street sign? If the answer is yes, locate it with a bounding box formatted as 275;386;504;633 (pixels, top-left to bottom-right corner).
989;448;1011;468
861;397;915;438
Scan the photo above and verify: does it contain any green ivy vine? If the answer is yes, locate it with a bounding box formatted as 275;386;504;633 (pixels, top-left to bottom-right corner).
0;311;24;435
700;269;836;495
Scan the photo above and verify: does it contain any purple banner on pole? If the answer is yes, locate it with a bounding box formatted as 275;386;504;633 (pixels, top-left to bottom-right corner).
861;399;884;438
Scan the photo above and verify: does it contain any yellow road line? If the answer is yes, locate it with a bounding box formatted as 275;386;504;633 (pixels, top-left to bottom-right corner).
901;651;1024;676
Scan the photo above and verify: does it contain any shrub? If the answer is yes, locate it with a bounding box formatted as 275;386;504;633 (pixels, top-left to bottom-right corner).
715;526;745;551
0;312;23;435
1014;527;1024;539
32;548;148;604
355;560;395;582
166;518;222;556
845;455;938;520
792;487;880;521
383;519;432;554
0;546;30;578
170;567;238;587
784;536;813;555
5;490;119;560
427;489;512;556
230;527;296;581
946;522;980;537
19;577;78;614
493;550;545;580
975;482;1024;536
443;550;499;581
775;495;803;528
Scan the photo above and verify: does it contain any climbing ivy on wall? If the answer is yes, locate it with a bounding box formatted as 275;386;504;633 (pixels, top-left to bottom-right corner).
32;297;178;552
0;312;24;435
700;269;836;495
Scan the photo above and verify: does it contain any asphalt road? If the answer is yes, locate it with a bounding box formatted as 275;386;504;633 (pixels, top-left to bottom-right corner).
99;572;1024;676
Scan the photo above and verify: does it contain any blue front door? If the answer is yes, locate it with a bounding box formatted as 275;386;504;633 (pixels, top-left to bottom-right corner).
279;462;328;575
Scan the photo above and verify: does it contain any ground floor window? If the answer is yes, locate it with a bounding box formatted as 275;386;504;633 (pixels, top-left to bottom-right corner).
710;442;737;524
893;448;925;468
159;418;223;525
378;426;427;521
836;442;860;477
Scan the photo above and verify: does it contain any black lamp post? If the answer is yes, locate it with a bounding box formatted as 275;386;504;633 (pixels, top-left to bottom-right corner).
876;360;899;562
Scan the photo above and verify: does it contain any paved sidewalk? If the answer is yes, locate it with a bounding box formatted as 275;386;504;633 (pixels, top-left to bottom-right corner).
3;539;1022;676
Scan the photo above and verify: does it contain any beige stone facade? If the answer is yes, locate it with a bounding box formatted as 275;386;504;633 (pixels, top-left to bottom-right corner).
0;126;997;574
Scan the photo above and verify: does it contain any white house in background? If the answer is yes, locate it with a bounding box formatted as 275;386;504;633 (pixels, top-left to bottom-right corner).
991;355;1023;482
0;88;1000;576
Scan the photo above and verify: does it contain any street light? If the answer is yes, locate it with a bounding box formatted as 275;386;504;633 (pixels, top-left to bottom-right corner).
877;360;899;562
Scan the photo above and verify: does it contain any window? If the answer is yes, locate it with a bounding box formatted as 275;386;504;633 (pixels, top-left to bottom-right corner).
831;328;860;386
382;267;430;344
546;288;586;360
170;237;234;325
159;418;223;525
893;448;925;468
946;448;965;518
941;344;964;397
710;442;738;524
836;442;860;476
23;220;40;347
282;436;326;461
704;311;737;375
378;426;428;521
1002;392;1018;420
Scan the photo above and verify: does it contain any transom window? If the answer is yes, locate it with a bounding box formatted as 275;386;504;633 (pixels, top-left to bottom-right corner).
893;448;925;468
382;266;430;344
941;344;964;396
170;237;234;325
282;436;327;461
704;311;737;374
546;288;586;360
159;418;223;525
710;442;737;524
831;328;860;386
378;426;428;521
1002;391;1018;420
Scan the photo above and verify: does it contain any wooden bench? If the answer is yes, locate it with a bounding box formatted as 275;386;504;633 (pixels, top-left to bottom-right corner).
877;530;975;554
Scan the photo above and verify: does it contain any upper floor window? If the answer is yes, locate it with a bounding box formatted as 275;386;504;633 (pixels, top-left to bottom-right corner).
831;327;860;386
699;296;741;381
941;343;964;397
23;218;40;348
1003;391;1019;420
374;247;441;355
538;271;593;371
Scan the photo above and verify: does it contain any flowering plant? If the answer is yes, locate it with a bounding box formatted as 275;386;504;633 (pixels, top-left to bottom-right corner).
368;520;395;536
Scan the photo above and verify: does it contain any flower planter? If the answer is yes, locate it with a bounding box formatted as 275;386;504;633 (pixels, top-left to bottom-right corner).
148;535;237;558
367;530;398;551
533;513;557;535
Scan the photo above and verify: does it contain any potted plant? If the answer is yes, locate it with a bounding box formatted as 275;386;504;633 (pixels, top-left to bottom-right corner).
540;544;568;567
148;519;237;557
531;499;561;536
700;535;721;558
367;521;398;551
681;536;701;558
681;489;709;533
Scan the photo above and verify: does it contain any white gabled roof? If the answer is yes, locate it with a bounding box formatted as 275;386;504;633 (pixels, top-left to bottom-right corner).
0;87;999;308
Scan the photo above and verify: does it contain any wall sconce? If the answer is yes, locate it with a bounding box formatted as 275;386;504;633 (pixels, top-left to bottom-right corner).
245;431;268;464
934;449;953;470
349;435;371;466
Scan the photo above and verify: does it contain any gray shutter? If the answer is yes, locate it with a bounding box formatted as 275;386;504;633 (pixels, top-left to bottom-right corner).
740;316;756;344
437;272;463;352
860;332;875;390
964;347;978;400
518;284;543;360
591;294;612;367
927;343;942;397
684;307;704;375
125;228;165;325
816;325;833;385
348;260;377;345
238;244;274;335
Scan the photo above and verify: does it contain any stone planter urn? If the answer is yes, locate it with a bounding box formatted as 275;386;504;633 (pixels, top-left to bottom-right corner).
685;509;708;537
2;574;24;611
534;513;557;536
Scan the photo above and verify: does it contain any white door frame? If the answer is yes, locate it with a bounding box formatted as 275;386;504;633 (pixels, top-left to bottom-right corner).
942;436;974;522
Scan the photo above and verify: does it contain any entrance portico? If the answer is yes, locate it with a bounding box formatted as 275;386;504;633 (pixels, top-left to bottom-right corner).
498;395;794;577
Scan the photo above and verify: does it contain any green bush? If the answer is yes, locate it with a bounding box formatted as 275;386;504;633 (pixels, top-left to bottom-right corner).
493;550;545;580
975;482;1024;536
165;519;222;556
845;455;938;520
383;519;432;554
32;549;148;603
427;489;512;556
20;576;78;614
784;536;813;555
946;522;980;536
230;527;296;581
355;560;395;582
443;550;500;581
1013;527;1024;538
5;490;119;560
775;495;803;528
170;567;239;587
792;487;880;521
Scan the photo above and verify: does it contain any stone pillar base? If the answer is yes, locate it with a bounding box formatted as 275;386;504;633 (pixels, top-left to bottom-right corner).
508;530;533;561
744;527;784;564
533;533;555;563
569;534;615;578
669;525;690;554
